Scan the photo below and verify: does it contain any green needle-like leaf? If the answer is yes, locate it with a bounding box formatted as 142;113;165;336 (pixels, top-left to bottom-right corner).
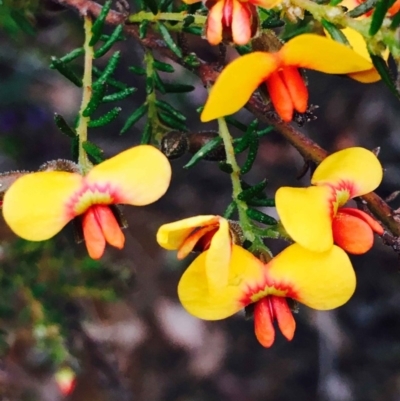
120;104;148;134
90;0;112;46
370;0;396;35
88;107;121;127
158;22;183;58
50;57;82;87
82;141;105;163
54;114;77;138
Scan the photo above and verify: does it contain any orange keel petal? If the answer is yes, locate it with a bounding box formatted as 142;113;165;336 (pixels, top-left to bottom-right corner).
266;71;295;122
254;298;275;348
332;208;382;254
95;205;125;250
206;0;225;45
339;207;383;234
281;66;308;113
271;296;296;341
231;0;252;45
82;207;107;259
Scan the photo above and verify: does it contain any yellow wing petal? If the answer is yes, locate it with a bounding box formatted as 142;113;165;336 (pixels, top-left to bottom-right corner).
156;215;219;250
178;245;265;320
280;34;373;74
201;52;279;122
251;0;283;7
311;147;383;197
275;186;334;252
341;28;382;82
3;172;83;241
206;217;231;290
87;145;171;206
268;244;356;310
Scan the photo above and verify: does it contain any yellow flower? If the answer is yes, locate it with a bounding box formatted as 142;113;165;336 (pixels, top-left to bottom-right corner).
183;0;281;45
3;145;171;259
276;147;383;254
178;243;356;347
201;34;375;122
157;215;235;290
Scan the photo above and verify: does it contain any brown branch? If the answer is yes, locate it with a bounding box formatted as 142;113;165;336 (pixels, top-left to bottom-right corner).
51;0;400;237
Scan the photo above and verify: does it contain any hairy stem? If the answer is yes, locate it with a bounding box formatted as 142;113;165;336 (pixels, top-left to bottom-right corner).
76;15;94;173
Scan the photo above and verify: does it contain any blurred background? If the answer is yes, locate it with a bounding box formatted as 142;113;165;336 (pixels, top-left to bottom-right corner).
1;1;400;400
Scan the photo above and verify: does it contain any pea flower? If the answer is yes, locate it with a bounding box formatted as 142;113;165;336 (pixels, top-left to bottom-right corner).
157;215;241;290
3;145;171;259
331;0;392;83
178;242;355;347
276;147;383;255
183;0;281;45
201;34;376;122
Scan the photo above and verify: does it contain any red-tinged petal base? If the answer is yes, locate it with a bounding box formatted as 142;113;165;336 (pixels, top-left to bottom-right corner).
265;67;308;122
254;296;296;348
82;205;125;259
177;223;219;259
332;208;382;254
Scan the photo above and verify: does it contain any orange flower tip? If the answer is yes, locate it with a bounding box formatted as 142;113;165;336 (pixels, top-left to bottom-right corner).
82;205;125;259
333;208;382;254
254;296;296;348
254;298;276;348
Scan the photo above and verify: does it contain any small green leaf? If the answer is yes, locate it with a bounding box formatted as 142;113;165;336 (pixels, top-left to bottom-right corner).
54;113;76;138
183;15;195;27
60;47;84;63
257;126;274;137
139;20;150;39
247;198;275;207
82;82;107;117
219;162;233;173
240;133;259;175
94;25;124;58
183;53;201;68
158;22;183;58
347;0;377;17
261;19;285;28
71;137;79;161
370;0;395;35
50;57;82;87
238;179;268;201
144;0;158;14
120;103;148;134
370;54;400;100
246;208;277;225
321;19;350;45
153;59;175;73
184;136;223;168
182;25;203;35
146;76;154;95
90;0;112;46
129;65;146;75
102;87;136;102
235;45;252;55
94;52;121;83
141;122;152;144
93;66;127;90
225;116;248;131
156;100;186;122
128;65;146;75
158;111;187;131
88;107;121;127
154;72;166;94
163;83;195;93
82;141;105;163
223;201;237;219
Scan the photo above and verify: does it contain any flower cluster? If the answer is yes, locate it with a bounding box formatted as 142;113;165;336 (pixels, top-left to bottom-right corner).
157;147;383;347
